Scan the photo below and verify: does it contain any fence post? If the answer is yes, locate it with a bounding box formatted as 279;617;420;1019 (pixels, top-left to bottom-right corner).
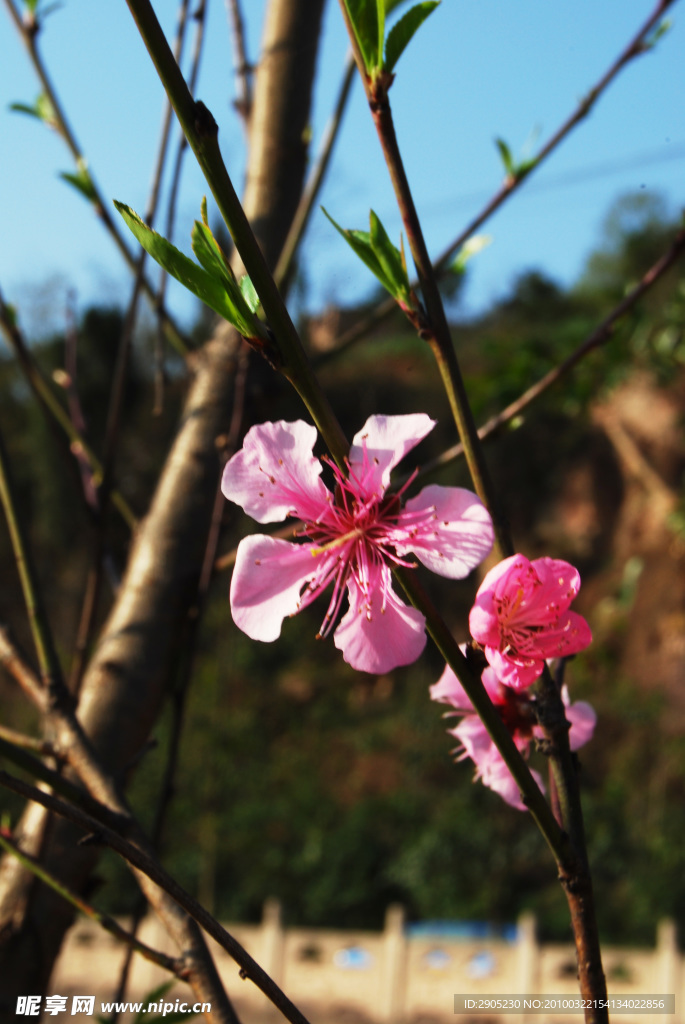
656;919;679;1017
381;903;407;1023
261;898;285;988
516;911;538;1024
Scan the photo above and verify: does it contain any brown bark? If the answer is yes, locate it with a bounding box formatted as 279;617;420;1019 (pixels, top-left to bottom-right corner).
0;0;324;1010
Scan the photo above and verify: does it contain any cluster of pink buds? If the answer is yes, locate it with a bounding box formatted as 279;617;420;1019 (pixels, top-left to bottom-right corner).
432;555;595;810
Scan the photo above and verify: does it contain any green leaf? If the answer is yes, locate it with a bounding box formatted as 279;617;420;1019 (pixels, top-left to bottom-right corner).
191;219;264;332
115;201;262;338
643;17;671;50
515;156;538;180
239;274;260;314
451;234;492;275
133;981;174;1024
343;0;380;72
495;137;515;177
369;210;411;302
59;161;97;203
384;1;439;73
322;207;394;295
191;219;235;292
8;101;42;121
9;92;56;127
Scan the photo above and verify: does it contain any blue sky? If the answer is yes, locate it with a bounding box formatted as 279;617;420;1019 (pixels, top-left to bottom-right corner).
1;0;683;338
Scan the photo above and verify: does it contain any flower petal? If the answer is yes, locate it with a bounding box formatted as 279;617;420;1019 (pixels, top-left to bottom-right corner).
484;759;545;812
333;577;426;673
510;557;582;624
400;485;494;578
451;715;493;766
349;413;435;496
230;534;320;641
564;695;597;751
484;646;543;689
430;664;474;711
222;420;331;524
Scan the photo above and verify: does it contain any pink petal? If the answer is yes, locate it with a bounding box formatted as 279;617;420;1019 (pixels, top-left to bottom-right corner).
468;560;513;647
483;759;545;812
222;420;331;524
509;557;582;625
333;577;426;673
349;414;435;496
563;694;597;751
484;646;543;689
451;715;493;765
430;664;473;711
400;485;494;578
481;666;507;702
230;534;320;641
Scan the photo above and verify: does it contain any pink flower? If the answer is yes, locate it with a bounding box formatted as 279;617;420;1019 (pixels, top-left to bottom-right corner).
469;554;592;689
222;414;494;673
431;664;596;811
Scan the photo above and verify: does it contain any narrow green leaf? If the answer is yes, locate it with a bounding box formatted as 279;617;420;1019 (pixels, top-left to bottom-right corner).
495;137;515;177
59;164;97;204
200;194;209;226
369;210;411;302
115;201;258;335
9;92;56;127
133;981;175;1024
377;0;386;69
191;219;235;291
644;17;671;49
322;207;394;295
451;234;492;275
384;1;439;73
343;0;380;72
9;102;42;121
515;156;538;180
191;220;263;332
239;274;260;314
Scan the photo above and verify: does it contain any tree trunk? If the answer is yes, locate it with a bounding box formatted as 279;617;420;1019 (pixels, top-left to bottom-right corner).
0;0;325;1009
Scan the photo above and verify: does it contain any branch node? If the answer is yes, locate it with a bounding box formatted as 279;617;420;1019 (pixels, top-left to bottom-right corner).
193;100;217;140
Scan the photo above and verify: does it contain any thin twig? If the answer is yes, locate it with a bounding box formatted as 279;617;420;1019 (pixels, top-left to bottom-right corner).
0;736;131;835
154;0;208;415
0;770;313;1024
124;0;350;467
420;226;685;479
0;626;48;710
0;427;237;1020
2;0;191;356
429;0;678;277
0;724;52;756
214;226;685;582
0;830;186;979
274;53;356;292
109;351;249;1017
225;0;252;125
318;0;678;368
0;422;68;691
70;1;193;697
338;2;511;558
0;287;137;530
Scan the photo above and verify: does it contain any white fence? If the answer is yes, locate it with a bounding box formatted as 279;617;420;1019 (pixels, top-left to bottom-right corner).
50;903;682;1023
